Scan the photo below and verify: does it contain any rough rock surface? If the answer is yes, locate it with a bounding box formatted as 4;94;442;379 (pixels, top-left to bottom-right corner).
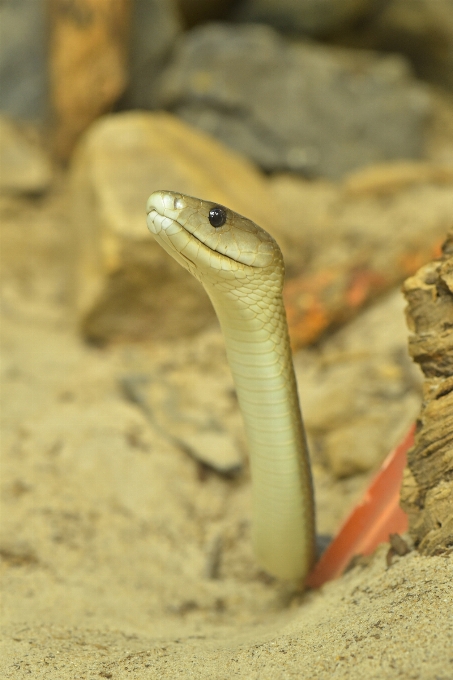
157;23;432;178
401;230;453;555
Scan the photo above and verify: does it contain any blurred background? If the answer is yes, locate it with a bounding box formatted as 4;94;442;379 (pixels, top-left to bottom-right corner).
2;0;453;342
1;0;453;646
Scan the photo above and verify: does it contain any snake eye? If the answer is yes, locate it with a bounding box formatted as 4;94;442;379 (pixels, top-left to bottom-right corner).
209;206;227;228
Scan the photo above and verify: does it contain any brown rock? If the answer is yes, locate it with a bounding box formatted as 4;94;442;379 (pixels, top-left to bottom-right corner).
0;116;52;194
49;0;131;161
401;230;453;555
70;111;281;344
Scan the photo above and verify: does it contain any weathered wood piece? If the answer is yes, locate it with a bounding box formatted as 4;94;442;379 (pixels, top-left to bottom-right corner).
401;229;453;555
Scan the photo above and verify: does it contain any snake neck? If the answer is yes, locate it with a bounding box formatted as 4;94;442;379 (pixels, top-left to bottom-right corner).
206;283;316;581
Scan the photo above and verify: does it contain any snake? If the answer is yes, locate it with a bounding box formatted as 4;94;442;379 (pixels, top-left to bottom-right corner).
146;190;315;581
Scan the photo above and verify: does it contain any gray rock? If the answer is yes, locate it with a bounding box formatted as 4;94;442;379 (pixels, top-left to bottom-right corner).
121;0;183;110
0;0;48;120
230;0;376;36
156;24;432;178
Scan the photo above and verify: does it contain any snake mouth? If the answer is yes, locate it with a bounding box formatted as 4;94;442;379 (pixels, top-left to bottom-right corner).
147;191;278;269
175;218;245;267
148;208;252;270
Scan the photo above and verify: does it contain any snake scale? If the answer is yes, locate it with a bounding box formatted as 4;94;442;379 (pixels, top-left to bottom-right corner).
147;190;315;581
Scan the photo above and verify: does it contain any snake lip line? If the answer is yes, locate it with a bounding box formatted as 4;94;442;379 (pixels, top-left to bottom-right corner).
149;210;252;268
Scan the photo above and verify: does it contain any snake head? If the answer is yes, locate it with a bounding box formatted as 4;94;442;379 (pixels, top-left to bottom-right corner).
146;190;283;283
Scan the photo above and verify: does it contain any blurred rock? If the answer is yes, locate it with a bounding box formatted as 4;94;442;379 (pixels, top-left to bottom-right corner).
0;0;48;120
334;0;453;93
70;111;281;345
157;23;432;178
71;103;453;348
49;0;131;161
177;0;237;28
271;161;453;347
120;331;244;474
295;290;422;477
0;117;52;194
230;0;376;36
425;90;453;167
401;229;453;554
121;0;183;110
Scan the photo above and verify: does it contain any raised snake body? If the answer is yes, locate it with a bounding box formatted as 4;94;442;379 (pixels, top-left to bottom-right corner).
147;190;315;581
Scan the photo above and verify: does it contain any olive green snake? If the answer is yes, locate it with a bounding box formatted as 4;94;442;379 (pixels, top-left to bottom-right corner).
146;190;315;581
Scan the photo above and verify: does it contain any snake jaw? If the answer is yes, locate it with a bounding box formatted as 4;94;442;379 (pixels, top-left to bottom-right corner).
147;190;280;271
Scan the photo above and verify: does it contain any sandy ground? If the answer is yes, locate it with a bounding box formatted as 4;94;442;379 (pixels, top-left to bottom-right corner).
1;190;452;679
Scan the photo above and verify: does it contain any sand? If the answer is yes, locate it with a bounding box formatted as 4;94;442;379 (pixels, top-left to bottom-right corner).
1;191;452;679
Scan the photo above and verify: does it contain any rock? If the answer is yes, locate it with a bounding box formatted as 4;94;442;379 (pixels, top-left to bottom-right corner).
69;111;282;345
295;290;422;478
120;0;183;110
177;0;237;27
342;161;453;196
0;0;48;120
156;23;432;178
425;90;453;167
49;0;131;160
71;109;453;348
0;117;52;194
231;0;376;36
120;365;243;475
401;229;453;555
270;161;453;347
334;0;453;93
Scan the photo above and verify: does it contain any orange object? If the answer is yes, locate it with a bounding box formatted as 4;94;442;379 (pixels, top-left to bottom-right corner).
306;425;415;588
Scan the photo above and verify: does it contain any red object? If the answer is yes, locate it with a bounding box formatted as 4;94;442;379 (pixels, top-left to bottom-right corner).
306;425;415;588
